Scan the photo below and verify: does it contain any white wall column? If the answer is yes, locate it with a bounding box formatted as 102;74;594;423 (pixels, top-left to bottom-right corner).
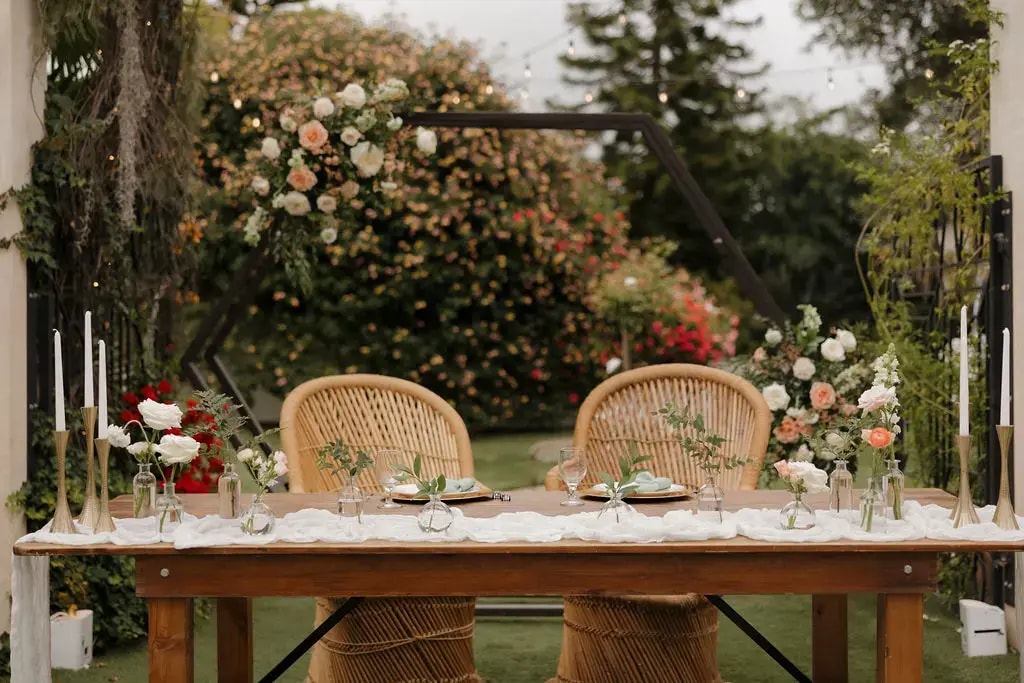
0;0;45;634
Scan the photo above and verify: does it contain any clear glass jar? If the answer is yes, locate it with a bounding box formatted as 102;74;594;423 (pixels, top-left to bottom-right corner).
132;463;157;519
779;491;816;530
156;481;183;534
599;490;636;523
218;462;242;519
695;474;724;522
338;477;364;523
418;494;455;532
240;491;276;536
884;458;905;521
828;459;854;517
859;476;888;533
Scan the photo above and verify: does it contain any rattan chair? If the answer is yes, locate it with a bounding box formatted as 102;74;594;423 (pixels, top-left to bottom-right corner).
280;374;480;683
545;364;771;683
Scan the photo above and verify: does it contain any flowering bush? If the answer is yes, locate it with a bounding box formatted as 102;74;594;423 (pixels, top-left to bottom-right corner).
734;305;872;472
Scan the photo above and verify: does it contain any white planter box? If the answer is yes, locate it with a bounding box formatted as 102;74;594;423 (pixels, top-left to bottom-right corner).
960;599;1007;657
50;609;93;670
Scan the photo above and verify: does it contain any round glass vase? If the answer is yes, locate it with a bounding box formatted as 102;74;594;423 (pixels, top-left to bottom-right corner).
240;491;276;536
156;482;183;534
132;463;157;519
218;462;242;519
859;476;888;534
418;494;455;533
828;459;854;517
694;474;725;522
338;476;364;524
779;491;816;530
883;459;905;521
599;490;636;523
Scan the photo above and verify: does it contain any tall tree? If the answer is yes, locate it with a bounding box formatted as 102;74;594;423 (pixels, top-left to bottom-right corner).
557;0;765;281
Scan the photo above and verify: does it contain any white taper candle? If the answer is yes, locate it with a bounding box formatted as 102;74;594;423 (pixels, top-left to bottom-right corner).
1001;327;1011;426
98;339;107;437
83;310;93;407
54;330;65;432
959;305;969;436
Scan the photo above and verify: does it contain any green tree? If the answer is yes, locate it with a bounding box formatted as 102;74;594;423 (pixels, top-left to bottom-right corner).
557;0;765;281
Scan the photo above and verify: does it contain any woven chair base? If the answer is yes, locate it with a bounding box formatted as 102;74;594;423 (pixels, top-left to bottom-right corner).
306;597;481;683
549;594;720;683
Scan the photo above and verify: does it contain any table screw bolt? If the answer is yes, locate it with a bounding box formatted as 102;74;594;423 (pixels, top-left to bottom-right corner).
160;568;170;578
903;564;912;575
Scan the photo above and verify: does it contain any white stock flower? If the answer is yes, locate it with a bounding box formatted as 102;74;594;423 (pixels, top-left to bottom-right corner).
279;113;298;132
380;181;398;191
787;461;829;493
340;126;362;146
386;116;403;131
764;329;782;346
372;78;410;103
337;83;367;108
354;110;377;132
105;424;131;448
762;383;790;411
350;141;385;177
316;195;337;213
836;329;857;352
792;357;816;381
320;227;338;244
312;96;335;119
250;176;270;196
243;207;266;246
798;304;822;332
605;357;623;374
138;398;183;431
156;434;201;466
281;191;311;216
127;442;151;457
794;444;814;462
416;127;437;154
623;276;639;288
273;450;287;464
260;136;281;160
820;338;846;363
274;460;288;477
236;448;254;463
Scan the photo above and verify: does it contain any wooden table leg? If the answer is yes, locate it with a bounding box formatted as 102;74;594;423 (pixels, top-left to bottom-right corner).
876;593;924;682
217;597;254;683
149;597;194;683
812;594;848;683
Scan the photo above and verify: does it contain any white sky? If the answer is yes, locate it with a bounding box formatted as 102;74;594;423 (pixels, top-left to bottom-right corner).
319;0;890;116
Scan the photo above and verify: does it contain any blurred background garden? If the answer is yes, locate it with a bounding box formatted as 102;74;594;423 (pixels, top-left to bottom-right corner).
1;0;1015;679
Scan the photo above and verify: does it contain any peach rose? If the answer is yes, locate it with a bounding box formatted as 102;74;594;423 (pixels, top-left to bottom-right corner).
298;120;329;152
286;166;317;192
773;417;803;444
809;382;837;411
773;460;791;478
862;427;894;449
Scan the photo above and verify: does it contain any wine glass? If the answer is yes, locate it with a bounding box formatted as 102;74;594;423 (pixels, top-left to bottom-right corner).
558;447;588;507
375;448;404;509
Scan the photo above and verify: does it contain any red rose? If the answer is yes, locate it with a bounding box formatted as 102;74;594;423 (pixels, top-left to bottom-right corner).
122;392;139;407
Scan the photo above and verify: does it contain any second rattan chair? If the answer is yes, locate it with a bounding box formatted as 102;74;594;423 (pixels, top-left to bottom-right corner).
545;364;771;683
280;374;481;683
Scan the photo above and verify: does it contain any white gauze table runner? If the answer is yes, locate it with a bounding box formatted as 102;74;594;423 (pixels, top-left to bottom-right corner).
13;501;1024;682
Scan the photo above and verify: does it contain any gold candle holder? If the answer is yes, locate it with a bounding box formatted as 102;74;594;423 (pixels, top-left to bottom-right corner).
93;438;117;533
951;434;981;527
50;430;77;534
993;425;1018;530
77;406;100;527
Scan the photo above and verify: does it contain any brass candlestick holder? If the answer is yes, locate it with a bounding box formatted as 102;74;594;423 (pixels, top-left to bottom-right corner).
93;438;117;533
993;425;1018;530
50;430;77;534
951;434;981;527
77;406;100;527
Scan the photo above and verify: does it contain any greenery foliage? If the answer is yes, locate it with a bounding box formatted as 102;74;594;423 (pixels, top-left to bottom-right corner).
658;404;741;474
595;446;652;499
316;440;374;479
396;453;447;497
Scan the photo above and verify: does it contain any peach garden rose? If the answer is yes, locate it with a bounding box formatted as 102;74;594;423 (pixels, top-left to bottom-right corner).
809;381;837;410
298;120;330;152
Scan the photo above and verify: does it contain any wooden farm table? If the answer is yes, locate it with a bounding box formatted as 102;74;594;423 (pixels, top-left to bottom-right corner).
14;488;1024;683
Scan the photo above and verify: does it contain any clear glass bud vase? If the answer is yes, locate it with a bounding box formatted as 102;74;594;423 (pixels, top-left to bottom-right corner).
599;490;636;523
338;476;364;523
240;491;275;536
695;474;725;522
418;494;454;532
779;491;816;530
132;463;157;518
884;459;905;521
156;481;183;534
218;462;242;519
828;459;854;517
859;476;888;533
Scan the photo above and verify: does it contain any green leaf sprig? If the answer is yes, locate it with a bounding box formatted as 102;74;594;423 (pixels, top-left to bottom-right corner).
394;454;445;498
658;403;743;475
596;443;652;498
315;440;374;479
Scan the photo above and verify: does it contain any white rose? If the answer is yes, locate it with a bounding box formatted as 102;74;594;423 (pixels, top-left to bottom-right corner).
762;383;791;411
786;407;817;424
858;384;897;412
273;450;287;465
138;398;183;431
340;126;362;146
836;329;857;352
606;357;622;374
279;113;298;132
787;461;829;493
281;191;311;216
765;329;782;346
792;357;816;381
820;338;846;363
337;83;367;109
386;116;403;131
236;448;254;463
156;434;201;466
623;276;638;288
274;460;288;477
320;227;338;244
794;444;814;462
312;96;335;119
380;181;398;191
416;127;437;155
251;176;270;196
350;141;385;177
316;195;337;213
261;136;281;160
127;441;152;457
105;424;131;448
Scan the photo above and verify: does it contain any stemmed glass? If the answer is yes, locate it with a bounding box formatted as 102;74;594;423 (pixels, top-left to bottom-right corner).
558;447;588;507
375;448;404;509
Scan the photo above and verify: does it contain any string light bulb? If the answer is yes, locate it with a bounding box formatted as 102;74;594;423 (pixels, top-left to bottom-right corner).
618;11;627;25
210;71;220;84
826;68;835;90
584;91;594;104
657;89;668;104
452;94;461;104
925;68;935;80
524;62;531;79
520;89;529;100
233;98;242;109
735;87;747;100
485;83;494;95
251;116;261;128
567;40;575;57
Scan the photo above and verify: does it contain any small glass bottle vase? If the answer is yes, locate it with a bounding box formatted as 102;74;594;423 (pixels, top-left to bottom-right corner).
240;491;276;536
338;477;364;524
859;476;888;534
156;482;183;534
218;462;242;519
599;490;636;523
132;463;157;518
779;491;816;530
828;459;854;518
695;474;724;522
418;494;455;532
884;459;905;521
